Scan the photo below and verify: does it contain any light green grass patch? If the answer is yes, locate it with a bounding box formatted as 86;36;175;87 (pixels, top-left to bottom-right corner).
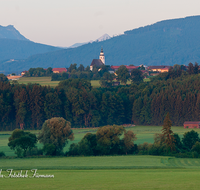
1;169;200;190
1;155;200;170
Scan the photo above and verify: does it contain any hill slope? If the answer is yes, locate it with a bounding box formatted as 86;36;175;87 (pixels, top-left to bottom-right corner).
0;39;61;62
0;25;28;40
2;15;200;72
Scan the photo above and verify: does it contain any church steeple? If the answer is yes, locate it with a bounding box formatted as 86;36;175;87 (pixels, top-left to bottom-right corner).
99;48;105;64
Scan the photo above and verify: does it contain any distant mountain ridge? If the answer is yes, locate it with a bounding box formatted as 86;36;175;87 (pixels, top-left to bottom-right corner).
1;15;200;73
0;25;61;66
0;25;28;41
68;34;111;48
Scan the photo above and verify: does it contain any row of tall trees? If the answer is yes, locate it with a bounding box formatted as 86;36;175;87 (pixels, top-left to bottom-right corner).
1;69;200;130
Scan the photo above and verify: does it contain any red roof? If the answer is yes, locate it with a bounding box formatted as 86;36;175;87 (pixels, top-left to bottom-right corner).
52;68;67;72
111;66;139;70
184;121;200;124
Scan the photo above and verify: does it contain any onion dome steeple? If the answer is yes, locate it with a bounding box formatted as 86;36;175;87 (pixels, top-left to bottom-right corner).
99;47;105;64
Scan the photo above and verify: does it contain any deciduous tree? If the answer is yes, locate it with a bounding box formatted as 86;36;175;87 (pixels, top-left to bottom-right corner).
38;117;74;155
8;129;37;157
116;65;130;84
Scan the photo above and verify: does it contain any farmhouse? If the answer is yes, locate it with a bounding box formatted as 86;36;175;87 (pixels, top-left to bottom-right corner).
7;75;22;80
21;71;28;76
183;121;200;128
147;66;170;73
52;68;67;73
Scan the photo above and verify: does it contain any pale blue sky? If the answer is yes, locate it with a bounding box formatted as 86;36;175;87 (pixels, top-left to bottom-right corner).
0;0;199;47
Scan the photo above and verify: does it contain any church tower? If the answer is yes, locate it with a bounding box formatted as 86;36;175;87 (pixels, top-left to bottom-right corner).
99;48;105;64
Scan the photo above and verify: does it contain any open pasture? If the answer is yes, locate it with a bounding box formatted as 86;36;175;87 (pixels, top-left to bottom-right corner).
1;155;200;170
17;77;59;87
1;156;200;190
17;77;102;87
0;169;200;190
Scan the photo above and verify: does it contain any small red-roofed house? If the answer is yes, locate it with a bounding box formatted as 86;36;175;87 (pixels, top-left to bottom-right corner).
21;71;28;76
52;68;67;73
184;121;200;128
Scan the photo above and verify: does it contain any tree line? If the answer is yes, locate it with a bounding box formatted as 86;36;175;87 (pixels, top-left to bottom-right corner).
1;63;200;130
3;115;200;158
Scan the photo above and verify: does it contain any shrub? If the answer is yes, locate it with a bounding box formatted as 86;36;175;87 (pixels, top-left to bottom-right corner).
0;151;5;157
26;147;43;156
43;144;56;156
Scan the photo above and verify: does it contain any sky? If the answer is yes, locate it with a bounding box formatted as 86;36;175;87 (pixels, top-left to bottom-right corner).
0;0;200;47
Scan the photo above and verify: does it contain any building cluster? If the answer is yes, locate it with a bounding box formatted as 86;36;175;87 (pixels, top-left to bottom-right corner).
89;48;171;76
8;48;174;80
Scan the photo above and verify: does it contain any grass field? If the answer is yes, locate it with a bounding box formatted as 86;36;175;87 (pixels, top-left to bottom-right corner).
17;77;102;88
1;126;200;189
17;77;149;88
1;156;200;189
1;168;200;190
17;77;60;87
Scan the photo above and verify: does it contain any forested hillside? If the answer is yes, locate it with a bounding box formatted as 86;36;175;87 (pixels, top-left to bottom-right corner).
1;69;200;130
2;15;200;73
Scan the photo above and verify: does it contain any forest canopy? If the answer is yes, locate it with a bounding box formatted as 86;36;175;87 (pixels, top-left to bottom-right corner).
1;70;200;130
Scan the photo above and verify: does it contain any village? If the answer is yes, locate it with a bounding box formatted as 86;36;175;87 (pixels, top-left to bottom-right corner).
7;48;176;81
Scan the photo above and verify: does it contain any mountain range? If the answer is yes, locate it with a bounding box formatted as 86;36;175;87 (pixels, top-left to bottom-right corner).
1;15;200;73
68;34;111;48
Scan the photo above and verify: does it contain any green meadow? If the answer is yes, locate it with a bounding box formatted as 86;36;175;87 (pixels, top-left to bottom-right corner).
17;76;149;88
17;77;60;87
1;126;200;189
1;156;200;190
0;169;200;190
17;77;102;88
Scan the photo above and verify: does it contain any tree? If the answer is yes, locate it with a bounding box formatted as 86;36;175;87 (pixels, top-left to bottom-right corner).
130;69;143;83
46;67;53;76
161;113;175;151
100;72;114;87
44;92;62;119
191;141;200;154
96;125;125;155
0;74;8;82
68;63;77;73
194;62;199;74
78;64;85;71
122;130;137;154
173;133;182;151
8;129;37;157
38;117;74;155
116;65;130;84
187;62;194;75
182;130;199;150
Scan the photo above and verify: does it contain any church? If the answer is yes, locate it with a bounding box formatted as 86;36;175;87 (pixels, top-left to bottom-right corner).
90;48;105;71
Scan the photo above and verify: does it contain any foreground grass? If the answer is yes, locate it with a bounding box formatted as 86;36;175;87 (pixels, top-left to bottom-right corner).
1;169;200;190
1;155;200;170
